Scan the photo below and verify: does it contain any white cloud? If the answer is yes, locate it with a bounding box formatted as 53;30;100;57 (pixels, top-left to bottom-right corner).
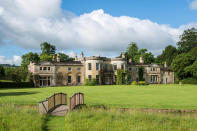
190;0;197;10
0;56;21;65
0;0;197;58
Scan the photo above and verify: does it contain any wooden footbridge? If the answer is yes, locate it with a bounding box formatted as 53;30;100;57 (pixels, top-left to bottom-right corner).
38;92;84;116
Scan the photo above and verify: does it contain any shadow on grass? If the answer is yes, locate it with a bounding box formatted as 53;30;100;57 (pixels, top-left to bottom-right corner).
0;92;39;97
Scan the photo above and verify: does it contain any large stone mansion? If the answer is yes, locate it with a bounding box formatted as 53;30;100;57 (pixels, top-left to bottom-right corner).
28;52;174;87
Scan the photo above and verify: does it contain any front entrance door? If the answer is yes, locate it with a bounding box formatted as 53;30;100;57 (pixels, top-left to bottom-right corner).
40;76;51;87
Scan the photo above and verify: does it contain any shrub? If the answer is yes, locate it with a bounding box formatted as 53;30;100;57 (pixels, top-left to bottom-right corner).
84;78;97;86
0;82;34;88
131;81;147;85
180;78;197;84
138;81;147;85
131;81;137;85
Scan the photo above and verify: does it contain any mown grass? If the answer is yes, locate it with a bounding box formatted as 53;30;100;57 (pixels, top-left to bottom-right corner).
65;107;197;131
0;84;197;110
0;104;46;131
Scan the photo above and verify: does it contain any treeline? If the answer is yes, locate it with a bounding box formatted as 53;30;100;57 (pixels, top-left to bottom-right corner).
0;42;74;82
1;28;197;84
125;28;197;82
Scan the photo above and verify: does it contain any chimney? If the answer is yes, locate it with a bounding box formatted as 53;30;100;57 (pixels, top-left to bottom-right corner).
57;53;60;62
52;55;55;62
164;62;168;68
129;58;132;63
81;51;84;59
75;54;78;61
121;52;125;59
139;56;144;64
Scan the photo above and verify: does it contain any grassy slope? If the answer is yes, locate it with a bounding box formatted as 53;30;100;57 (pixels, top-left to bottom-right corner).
0;84;197;110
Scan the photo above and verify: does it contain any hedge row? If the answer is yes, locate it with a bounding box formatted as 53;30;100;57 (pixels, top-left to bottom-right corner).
0;82;34;88
180;78;197;85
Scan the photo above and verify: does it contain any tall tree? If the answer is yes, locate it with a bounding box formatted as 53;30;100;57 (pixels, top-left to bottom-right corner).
0;65;5;78
171;53;195;80
126;42;138;60
188;47;197;57
59;53;74;61
40;42;56;55
40;54;53;62
157;45;177;66
134;49;155;64
184;58;197;78
21;52;40;69
177;28;197;54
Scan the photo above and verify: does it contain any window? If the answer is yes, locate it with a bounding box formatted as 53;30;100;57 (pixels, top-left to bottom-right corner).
40;76;50;87
77;76;81;83
105;64;108;71
48;77;50;86
121;64;124;70
77;67;81;71
40;67;42;70
151;75;158;83
43;67;47;71
113;64;117;70
68;76;72;83
88;63;92;70
96;75;99;84
88;75;92;81
129;67;132;71
68;67;72;72
48;67;50;71
114;75;117;82
96;63;100;70
136;68;138;72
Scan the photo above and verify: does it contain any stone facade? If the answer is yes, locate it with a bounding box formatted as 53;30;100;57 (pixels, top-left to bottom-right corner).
28;52;174;87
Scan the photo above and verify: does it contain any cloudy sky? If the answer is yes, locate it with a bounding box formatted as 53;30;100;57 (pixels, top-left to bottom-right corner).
0;0;197;65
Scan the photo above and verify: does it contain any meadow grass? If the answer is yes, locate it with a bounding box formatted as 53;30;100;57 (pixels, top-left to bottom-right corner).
1;84;197;130
0;84;197;110
0;104;46;131
65;107;197;131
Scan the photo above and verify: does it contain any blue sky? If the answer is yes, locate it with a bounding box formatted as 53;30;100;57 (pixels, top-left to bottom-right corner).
0;0;197;65
62;0;197;27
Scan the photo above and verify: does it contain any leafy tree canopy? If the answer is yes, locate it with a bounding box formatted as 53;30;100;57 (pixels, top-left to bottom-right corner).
177;28;197;54
59;53;74;62
40;42;56;55
21;52;40;69
126;42;138;60
0;65;5;78
171;53;195;80
40;54;53;62
157;45;177;66
134;49;155;64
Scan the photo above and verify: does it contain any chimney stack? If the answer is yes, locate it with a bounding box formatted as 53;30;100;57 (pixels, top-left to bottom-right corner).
139;56;144;64
57;53;60;62
129;58;132;63
121;52;125;59
75;54;78;61
52;55;55;62
81;51;84;60
164;62;168;68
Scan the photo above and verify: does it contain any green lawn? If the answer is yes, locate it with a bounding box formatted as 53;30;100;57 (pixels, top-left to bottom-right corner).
0;84;197;131
0;84;197;110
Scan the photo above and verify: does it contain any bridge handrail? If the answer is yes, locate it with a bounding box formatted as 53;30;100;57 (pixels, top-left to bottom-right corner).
69;92;84;111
